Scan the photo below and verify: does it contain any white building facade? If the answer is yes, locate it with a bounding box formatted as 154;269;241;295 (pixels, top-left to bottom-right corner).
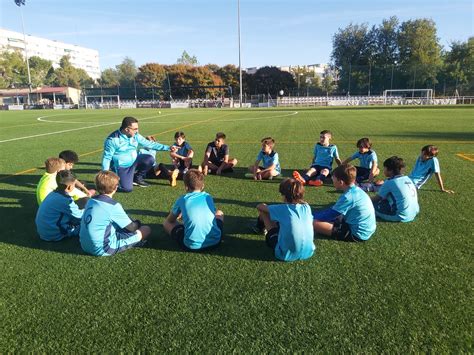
278;64;328;78
0;28;100;79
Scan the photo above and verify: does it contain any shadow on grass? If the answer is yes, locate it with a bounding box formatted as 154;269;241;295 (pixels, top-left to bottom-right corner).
0;175;276;261
0;174;86;255
146;214;276;261
202;167;294;183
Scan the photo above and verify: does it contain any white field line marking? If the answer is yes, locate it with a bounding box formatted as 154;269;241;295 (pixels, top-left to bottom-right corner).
34;110;299;124
1;111;299;144
0;112;176;144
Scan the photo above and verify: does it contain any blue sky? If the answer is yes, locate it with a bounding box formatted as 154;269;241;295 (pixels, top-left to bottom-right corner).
1;0;472;71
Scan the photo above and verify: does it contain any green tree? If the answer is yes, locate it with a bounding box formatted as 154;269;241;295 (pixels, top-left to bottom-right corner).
373;17;400;65
116;57;137;87
53;55;93;88
398;19;442;87
289;66;321;95
371;17;400;93
248;66;295;96
99;68;119;87
469;37;474;94
29;56;53;87
0;50;27;88
441;40;473;95
331;23;376;94
53;55;80;88
321;68;337;97
176;50;198;66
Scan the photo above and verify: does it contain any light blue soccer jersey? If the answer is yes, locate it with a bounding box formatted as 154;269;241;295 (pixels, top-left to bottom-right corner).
268;203;315;262
408;156;440;189
332;184;376;240
102;130;170;171
377;175;419;222
35;191;83;241
351;150;378;169
257;150;281;174
80;195;141;256
313;144;339;168
172;191;221;249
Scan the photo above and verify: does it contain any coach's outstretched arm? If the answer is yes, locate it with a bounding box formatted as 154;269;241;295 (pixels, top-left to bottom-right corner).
136;134;172;152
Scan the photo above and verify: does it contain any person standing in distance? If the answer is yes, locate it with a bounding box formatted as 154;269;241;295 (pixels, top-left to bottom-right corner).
102;116;176;192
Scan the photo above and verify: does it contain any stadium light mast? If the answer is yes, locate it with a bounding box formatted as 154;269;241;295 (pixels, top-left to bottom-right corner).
16;0;32;105
237;0;243;108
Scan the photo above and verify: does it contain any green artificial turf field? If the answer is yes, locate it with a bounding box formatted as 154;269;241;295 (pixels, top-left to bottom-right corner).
0;106;472;352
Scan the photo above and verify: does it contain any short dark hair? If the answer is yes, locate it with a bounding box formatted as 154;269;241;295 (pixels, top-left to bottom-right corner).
356;138;372;149
421;145;438;157
174;131;186;139
59;150;79;164
383;156;406;176
215;132;226;140
183;169;204;191
320;130;332;136
279;178;305;203
55;170;76;191
332;164;356;185
120;116;139;130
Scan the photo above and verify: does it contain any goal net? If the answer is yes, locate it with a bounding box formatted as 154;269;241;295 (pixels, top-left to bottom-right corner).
84;95;120;109
383;89;433;105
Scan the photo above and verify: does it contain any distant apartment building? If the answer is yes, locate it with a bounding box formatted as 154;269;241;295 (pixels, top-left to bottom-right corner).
0;28;100;79
278;64;328;78
245;64;328;78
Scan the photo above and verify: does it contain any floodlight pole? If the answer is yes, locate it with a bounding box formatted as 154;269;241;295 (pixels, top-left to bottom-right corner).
19;5;32;105
238;0;243;108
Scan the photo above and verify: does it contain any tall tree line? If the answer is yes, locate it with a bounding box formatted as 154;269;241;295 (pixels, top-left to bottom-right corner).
1;17;472;97
0;51;94;89
331;16;473;95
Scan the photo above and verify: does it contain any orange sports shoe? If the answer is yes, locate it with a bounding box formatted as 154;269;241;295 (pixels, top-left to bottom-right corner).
308;179;324;187
292;171;306;185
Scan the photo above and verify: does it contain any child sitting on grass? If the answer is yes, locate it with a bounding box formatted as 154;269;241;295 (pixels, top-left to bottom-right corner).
163;169;224;251
342;137;380;183
248;137;281;180
36;157;65;205
372;156;419;223
35;170;83;241
198;132;238;175
155;131;194;187
293;130;342;187
80;171;151;256
408;145;454;193
255;178;315;262
313;164;376;241
59;150;96;207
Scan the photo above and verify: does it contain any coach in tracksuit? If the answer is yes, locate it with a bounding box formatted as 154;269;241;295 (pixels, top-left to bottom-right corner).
101;116;176;192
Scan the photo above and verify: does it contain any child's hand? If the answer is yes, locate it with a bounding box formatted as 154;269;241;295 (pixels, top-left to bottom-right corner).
170;146;178;153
